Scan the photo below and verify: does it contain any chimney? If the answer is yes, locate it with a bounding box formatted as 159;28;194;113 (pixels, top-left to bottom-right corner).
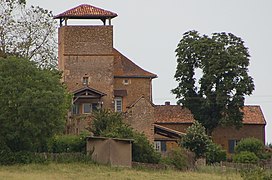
165;101;170;106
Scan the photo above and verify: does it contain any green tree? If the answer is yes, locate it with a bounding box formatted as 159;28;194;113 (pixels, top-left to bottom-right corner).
182;121;211;158
0;1;57;68
89;110;160;163
172;30;254;134
0;57;71;152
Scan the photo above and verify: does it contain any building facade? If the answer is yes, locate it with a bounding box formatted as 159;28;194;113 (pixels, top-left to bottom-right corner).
54;4;266;154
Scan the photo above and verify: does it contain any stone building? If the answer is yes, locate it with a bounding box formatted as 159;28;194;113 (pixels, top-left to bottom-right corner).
54;4;266;154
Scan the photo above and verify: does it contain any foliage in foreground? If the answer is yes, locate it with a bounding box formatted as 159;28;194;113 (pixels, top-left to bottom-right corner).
182;121;226;163
235;138;266;159
160;147;193;170
0;57;71;153
47;132;89;153
240;167;272;180
172;30;254;134
89;109;161;163
233;151;259;164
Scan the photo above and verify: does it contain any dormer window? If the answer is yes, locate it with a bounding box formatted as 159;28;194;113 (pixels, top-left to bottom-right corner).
83;77;89;85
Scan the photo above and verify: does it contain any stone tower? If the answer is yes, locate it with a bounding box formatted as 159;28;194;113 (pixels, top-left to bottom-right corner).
54;4;118;111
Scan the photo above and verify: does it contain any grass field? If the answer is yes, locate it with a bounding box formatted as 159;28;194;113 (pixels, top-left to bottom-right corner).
0;163;242;180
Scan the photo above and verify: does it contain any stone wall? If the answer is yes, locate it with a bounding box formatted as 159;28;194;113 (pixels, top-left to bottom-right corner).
114;77;152;108
212;124;265;153
124;97;154;142
58;25;115;110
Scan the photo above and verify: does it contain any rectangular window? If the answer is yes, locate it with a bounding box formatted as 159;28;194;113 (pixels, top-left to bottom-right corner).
154;141;161;152
114;97;122;112
83;103;92;114
228;139;239;153
72;104;79;115
154;141;167;152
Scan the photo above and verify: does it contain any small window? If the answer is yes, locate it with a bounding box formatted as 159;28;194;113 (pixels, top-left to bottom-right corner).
154;141;167;152
123;79;130;85
83;103;92;114
154;141;161;152
114;97;122;112
228;139;239;153
72;104;80;115
82;77;89;85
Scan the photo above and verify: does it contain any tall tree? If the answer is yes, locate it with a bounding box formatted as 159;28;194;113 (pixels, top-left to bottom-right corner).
0;0;57;68
172;30;254;135
0;56;71;152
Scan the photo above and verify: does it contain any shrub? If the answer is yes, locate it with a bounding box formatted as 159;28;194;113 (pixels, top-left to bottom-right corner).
48;133;87;153
161;148;189;170
235;138;264;158
233;151;259;164
182;121;211;158
132;133;161;164
206;143;226;164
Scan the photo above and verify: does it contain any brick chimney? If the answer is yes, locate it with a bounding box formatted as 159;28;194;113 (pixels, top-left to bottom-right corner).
165;101;170;106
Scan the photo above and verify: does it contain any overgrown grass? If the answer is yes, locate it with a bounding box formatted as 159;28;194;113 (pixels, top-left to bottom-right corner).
0;163;242;180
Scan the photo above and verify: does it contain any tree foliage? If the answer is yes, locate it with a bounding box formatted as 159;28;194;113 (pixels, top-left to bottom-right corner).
0;1;57;68
0;56;71;152
182;121;211;158
235;138;265;159
172;30;254;134
89;110;161;163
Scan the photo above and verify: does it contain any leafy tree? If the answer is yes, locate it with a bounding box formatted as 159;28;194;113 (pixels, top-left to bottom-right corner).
172;30;254;134
182;121;211;158
0;1;57;68
89;110;161;163
0;57;71;152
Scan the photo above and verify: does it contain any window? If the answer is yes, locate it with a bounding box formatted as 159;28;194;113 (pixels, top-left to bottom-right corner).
122;79;130;85
114;97;122;112
83;103;92;114
72;104;80;115
154;141;167;152
154;141;161;152
82;77;89;85
228;139;239;153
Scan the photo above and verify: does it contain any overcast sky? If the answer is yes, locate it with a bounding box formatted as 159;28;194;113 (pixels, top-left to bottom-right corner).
27;0;272;143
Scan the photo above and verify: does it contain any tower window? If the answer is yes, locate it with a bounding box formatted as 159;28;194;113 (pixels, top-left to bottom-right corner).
123;79;130;85
83;103;92;114
83;77;89;85
114;97;123;112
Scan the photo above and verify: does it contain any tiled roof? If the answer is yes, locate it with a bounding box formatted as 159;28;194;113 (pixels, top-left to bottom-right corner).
155;105;266;125
155;105;194;123
54;4;117;19
113;49;157;78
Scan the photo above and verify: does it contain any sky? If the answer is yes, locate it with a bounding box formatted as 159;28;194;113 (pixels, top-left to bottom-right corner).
27;0;272;143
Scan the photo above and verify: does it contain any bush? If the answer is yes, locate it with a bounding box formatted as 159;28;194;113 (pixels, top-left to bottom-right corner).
132;133;161;164
161;148;189;170
206;143;226;164
48;134;87;153
182;121;211;158
235;138;264;158
233;151;259;164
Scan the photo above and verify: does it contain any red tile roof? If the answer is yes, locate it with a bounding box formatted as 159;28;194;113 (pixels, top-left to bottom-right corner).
54;4;117;19
113;49;157;78
155;105;266;125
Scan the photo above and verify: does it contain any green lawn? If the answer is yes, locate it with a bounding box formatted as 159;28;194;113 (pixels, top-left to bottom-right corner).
0;163;242;180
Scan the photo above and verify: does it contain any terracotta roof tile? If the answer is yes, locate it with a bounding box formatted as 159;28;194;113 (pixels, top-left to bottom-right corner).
242;106;266;125
155;105;194;123
113;49;157;78
54;4;117;19
155;105;266;125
